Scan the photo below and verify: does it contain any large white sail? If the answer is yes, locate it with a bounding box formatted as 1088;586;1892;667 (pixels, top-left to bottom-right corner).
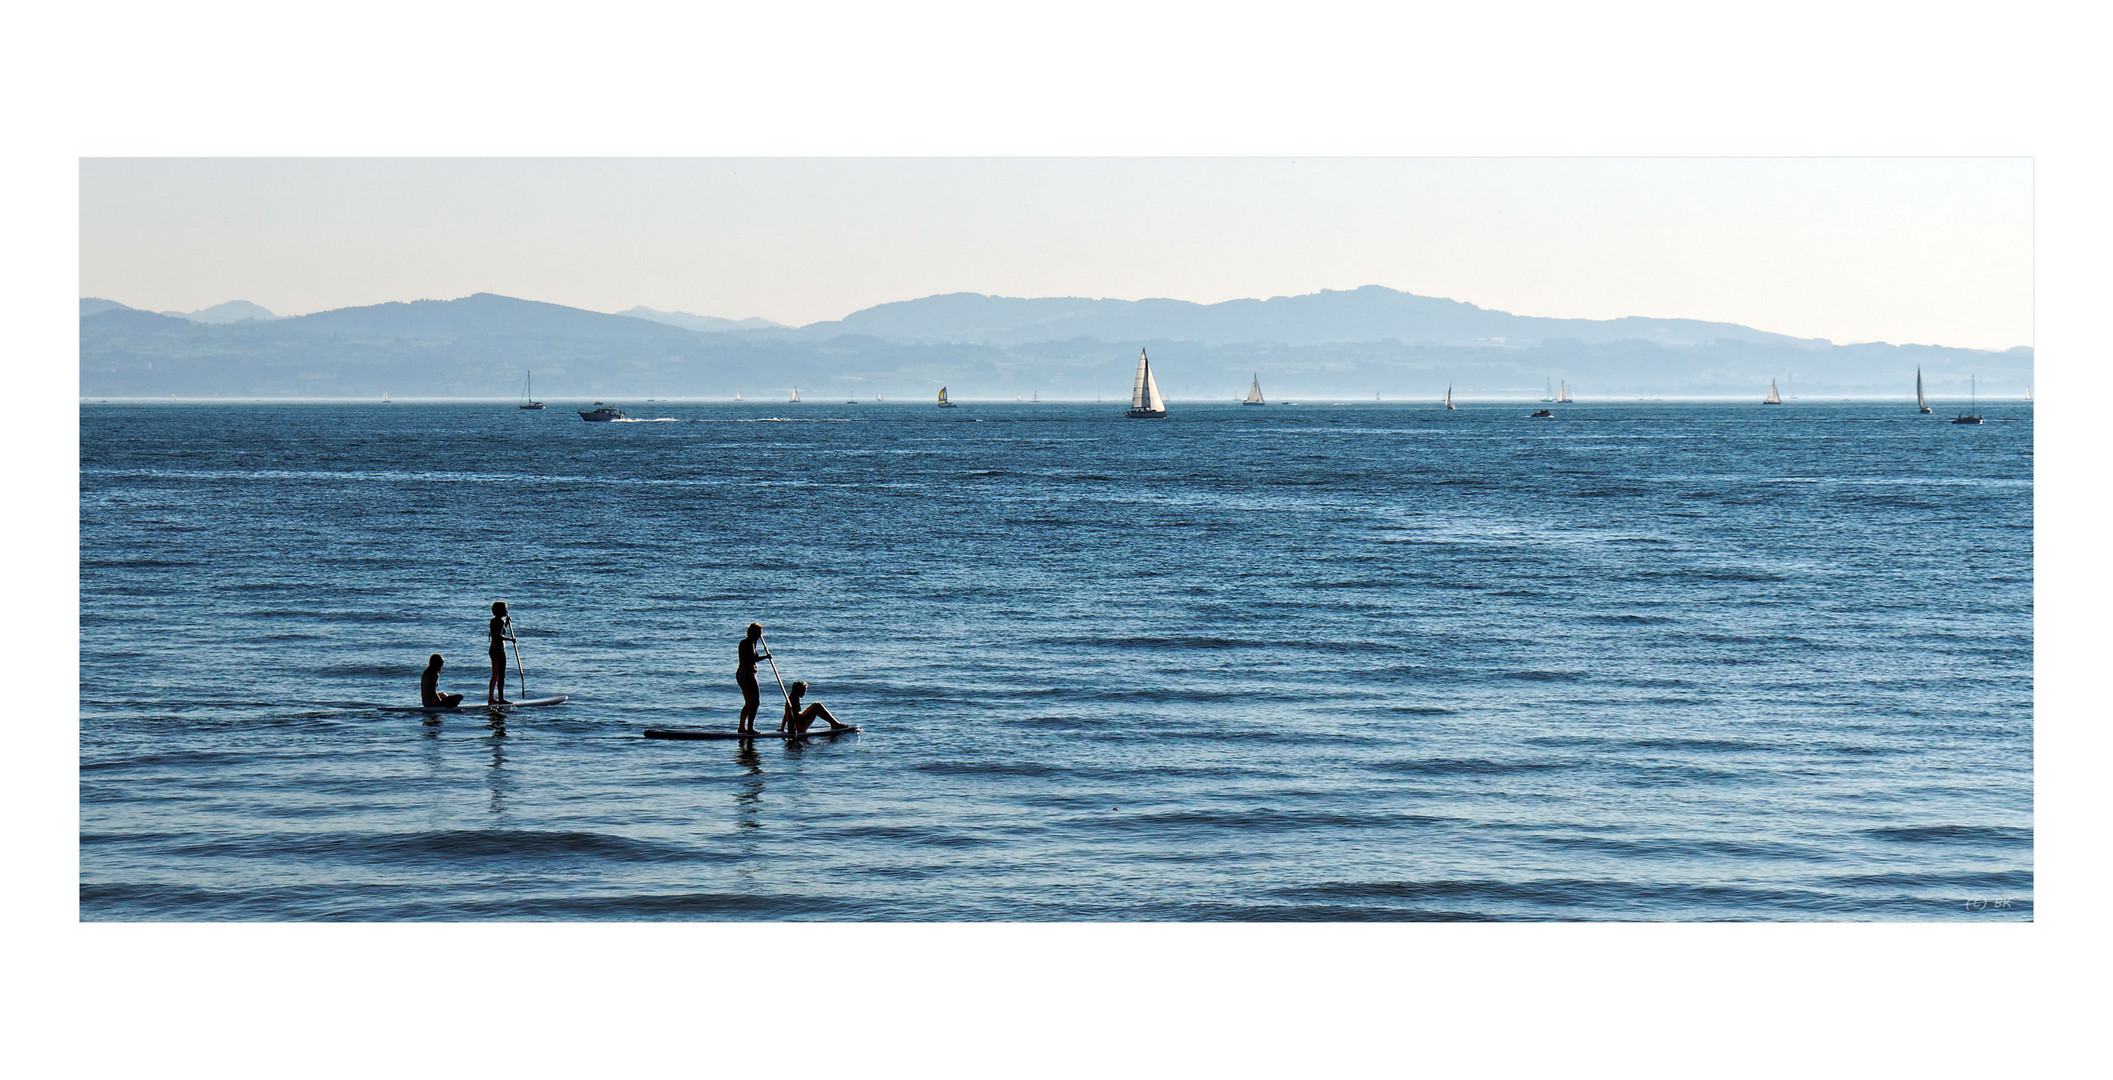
1764;379;1782;404
1130;349;1165;413
1916;368;1927;411
1245;374;1265;405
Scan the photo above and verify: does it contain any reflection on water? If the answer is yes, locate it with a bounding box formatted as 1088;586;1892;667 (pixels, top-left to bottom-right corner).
487;730;511;817
734;743;764;828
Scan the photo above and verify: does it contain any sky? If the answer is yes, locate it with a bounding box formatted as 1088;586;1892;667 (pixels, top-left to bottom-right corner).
79;158;2032;350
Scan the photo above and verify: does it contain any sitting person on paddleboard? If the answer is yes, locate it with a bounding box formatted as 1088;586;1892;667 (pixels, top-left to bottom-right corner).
781;680;851;735
736;623;769;734
420;654;463;709
487;601;515;705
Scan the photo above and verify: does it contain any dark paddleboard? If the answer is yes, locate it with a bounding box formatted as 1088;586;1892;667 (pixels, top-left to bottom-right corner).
381;694;570;714
644;726;860;741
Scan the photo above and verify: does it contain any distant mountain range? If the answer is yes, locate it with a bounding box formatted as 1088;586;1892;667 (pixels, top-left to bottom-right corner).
618;306;786;332
85;297;280;323
79;287;2032;400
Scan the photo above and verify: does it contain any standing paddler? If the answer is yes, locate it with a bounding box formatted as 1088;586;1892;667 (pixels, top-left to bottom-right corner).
487;601;516;706
736;623;768;734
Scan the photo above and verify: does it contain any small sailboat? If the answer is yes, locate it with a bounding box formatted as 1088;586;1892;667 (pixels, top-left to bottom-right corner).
382;390;392;403
519;371;544;410
1952;375;1983;424
1031;390;1038;403
1126;348;1167;418
1763;379;1782;405
1916;367;1932;413
734;390;743;402
1444;384;1456;410
790;387;802;403
1541;378;1554;403
936;386;956;408
1243;374;1266;406
1556;381;1573;404
578;402;626;421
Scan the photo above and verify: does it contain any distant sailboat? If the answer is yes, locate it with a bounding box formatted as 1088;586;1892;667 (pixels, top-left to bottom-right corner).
382;390;391;404
1764;380;1782;405
519;372;543;410
1556;381;1573;404
1126;348;1167;418
1444;384;1456;410
1541;378;1554;403
936;386;956;408
734;390;743;402
1031;390;1038;402
1952;375;1983;424
1244;374;1266;406
789;387;801;403
1916;367;1932;413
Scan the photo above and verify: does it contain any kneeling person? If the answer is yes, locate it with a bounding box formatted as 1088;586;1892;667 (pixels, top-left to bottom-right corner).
421;654;464;708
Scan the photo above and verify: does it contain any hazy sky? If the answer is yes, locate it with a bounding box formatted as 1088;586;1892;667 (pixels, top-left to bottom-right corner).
80;158;2032;349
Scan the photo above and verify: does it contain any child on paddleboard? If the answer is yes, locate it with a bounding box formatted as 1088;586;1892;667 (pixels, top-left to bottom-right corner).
782;680;852;735
420;654;463;709
487;601;515;705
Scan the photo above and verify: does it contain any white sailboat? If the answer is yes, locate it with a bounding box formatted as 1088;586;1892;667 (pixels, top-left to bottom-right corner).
1243;374;1266;406
382;390;391;403
1556;381;1573;403
735;390;743;401
1444;384;1456;410
1916;367;1932;413
519;371;543;410
1541;378;1553;403
1126;348;1167;418
936;386;956;408
1764;379;1782;405
789;387;801;403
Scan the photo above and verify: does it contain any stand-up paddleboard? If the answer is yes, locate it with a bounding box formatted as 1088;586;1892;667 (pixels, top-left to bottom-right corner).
643;725;860;741
381;695;570;714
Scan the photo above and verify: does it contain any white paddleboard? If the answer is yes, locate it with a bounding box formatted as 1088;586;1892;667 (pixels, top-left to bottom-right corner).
643;725;859;741
383;694;570;714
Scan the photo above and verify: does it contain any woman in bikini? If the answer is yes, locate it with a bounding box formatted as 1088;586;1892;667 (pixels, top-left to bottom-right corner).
781;680;851;735
487;601;515;705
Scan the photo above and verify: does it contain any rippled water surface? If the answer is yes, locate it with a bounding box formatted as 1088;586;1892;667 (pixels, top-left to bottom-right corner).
80;401;2033;920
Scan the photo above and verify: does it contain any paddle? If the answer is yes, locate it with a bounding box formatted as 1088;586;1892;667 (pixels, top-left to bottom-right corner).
505;614;527;700
759;632;794;730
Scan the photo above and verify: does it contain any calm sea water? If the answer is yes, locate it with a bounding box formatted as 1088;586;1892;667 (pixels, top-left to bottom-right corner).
79;400;2033;920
